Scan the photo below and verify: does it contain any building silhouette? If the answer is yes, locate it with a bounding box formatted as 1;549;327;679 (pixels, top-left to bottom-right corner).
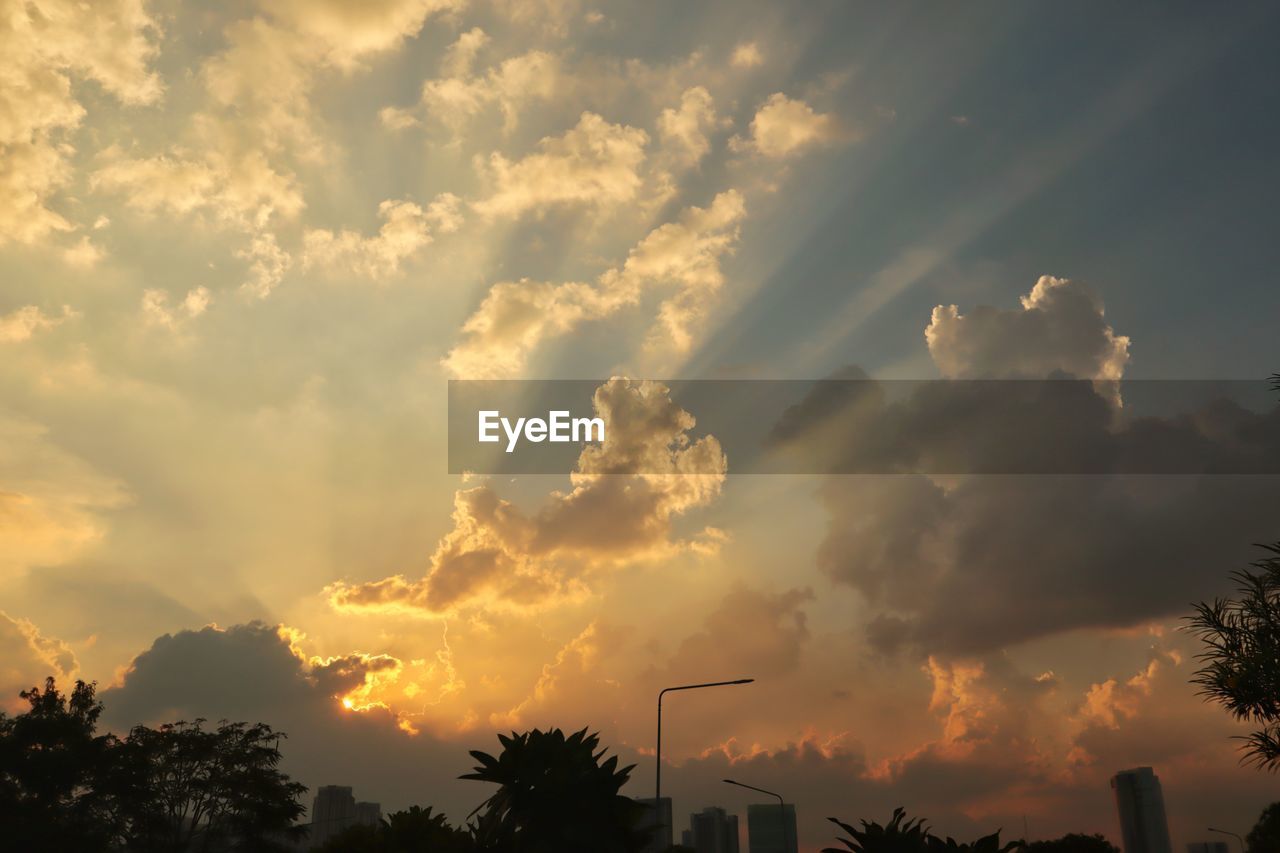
1111;767;1173;853
747;803;797;853
304;785;382;847
637;796;673;853
682;806;740;853
1187;843;1230;853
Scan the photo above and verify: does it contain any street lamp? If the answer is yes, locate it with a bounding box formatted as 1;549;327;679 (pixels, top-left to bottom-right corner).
655;679;754;803
723;778;789;852
1208;827;1245;853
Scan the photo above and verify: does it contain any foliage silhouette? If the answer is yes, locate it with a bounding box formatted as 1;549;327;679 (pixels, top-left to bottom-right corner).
823;807;932;853
822;807;1021;853
121;718;306;851
0;678;123;851
1024;834;1119;853
1247;801;1280;853
461;727;650;853
315;805;474;852
0;677;306;852
1188;542;1280;770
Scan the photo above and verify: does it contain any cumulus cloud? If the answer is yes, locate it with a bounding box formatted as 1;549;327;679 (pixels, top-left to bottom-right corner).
730;42;764;69
0;612;78;713
444;189;745;378
0;304;76;343
657;87;719;166
0;0;160;246
91;147;305;232
787;279;1280;654
302;195;462;279
398;29;560;134
327;379;726;615
926;275;1131;383
140;287;212;330
473;112;649;219
734;92;836;158
99;622;475;818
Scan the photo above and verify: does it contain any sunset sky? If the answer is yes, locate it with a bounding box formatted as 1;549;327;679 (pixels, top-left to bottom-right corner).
3;1;1279;850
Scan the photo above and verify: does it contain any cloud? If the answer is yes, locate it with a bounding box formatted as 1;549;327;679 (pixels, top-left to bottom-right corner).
730;42;764;69
656;586;814;683
99;622;476;818
926;276;1130;383
0;612;78;713
0;0;160;246
0;304;76;343
657;87;719;166
734;93;836;158
302;195;462;280
473;112;649;219
444;189;745;378
400;30;560;134
789;279;1280;654
140;287;212;330
91;147;305;232
327;379;726;614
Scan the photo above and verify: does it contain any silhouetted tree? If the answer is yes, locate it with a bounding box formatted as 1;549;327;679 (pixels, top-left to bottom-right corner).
823;809;1020;853
315;805;473;852
823;807;931;853
1188;542;1280;769
1;677;307;851
1024;834;1119;853
121;718;306;851
462;727;649;853
0;678;123;851
1247;802;1280;853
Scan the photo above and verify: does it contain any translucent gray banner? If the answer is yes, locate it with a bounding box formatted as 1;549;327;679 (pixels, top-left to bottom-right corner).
447;378;1280;475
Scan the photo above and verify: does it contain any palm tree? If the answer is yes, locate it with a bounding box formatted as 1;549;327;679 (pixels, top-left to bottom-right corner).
462;727;650;853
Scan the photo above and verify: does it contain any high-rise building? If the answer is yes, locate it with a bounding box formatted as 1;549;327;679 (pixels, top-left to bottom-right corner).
1187;843;1230;853
747;803;798;853
305;785;382;848
683;806;740;853
354;801;382;827
1111;767;1173;853
637;796;674;853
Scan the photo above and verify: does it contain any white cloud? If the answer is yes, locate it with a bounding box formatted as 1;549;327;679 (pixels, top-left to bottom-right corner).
302;195;462;279
0;0;161;246
926;276;1131;382
473;112;648;219
730;42;763;69
140;287;212;329
735;92;836;158
327;379;726;614
0;305;76;343
444;189;745;377
657;86;718;166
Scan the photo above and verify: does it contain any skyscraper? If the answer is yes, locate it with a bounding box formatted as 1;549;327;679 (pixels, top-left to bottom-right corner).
637;796;674;853
1111;767;1173;853
683;806;740;853
305;785;382;848
747;803;798;853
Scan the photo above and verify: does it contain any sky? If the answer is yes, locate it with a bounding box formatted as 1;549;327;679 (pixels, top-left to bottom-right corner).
2;1;1279;850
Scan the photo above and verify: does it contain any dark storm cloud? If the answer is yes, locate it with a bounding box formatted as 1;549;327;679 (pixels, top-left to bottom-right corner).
770;273;1280;655
100;623;479;821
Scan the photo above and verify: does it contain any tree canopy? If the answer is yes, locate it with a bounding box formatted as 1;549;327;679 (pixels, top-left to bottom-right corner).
0;678;305;851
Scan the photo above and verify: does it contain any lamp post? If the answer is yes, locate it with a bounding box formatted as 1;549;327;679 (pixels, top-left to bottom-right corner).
1208;827;1246;853
655;679;754;804
723;778;789;853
